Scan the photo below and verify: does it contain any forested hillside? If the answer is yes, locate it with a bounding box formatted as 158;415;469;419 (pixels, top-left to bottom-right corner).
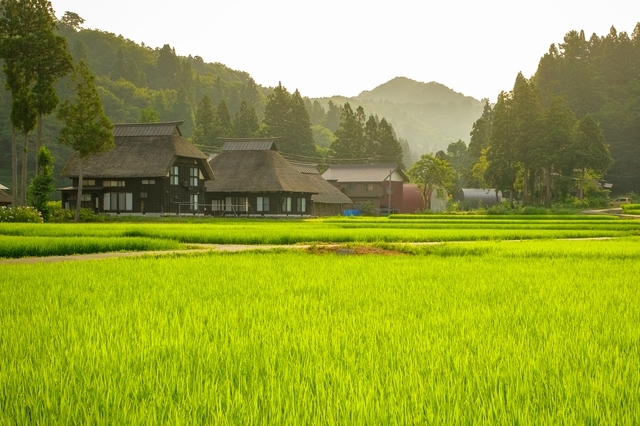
0;15;268;190
315;77;484;161
533;26;640;194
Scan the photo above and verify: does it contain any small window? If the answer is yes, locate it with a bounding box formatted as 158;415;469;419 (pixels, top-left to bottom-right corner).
104;180;125;187
257;196;270;212
82;179;95;186
211;200;224;212
170;166;179;185
297;197;306;213
347;183;357;191
189;167;199;187
365;184;374;192
142;179;156;185
282;197;292;212
190;194;199;211
81;194;92;202
140;192;148;199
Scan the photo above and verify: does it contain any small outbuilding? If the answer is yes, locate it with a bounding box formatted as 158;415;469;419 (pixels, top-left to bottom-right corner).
459;188;502;208
291;163;353;216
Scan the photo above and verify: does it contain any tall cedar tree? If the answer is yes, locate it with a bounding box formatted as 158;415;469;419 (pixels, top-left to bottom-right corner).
330;103;367;161
375;118;404;168
192;95;216;150
213;99;233;141
485;91;518;205
511;73;542;205
287;90;316;157
571;114;613;199
262;82;290;146
233;100;259;138
27;145;54;220
540;96;576;206
58;60;114;222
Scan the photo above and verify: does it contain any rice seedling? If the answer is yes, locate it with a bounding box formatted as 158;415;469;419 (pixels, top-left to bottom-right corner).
1;238;639;424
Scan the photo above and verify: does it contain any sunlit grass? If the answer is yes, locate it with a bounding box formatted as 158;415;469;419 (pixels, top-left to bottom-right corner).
1;238;639;423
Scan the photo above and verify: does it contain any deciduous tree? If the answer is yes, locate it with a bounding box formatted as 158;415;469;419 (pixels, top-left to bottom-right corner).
408;153;454;211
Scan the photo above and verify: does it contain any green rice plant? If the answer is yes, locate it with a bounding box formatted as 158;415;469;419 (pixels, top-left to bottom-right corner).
1;238;639;424
0;236;183;258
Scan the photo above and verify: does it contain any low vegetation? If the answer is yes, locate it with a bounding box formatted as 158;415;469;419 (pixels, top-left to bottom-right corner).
2;237;639;423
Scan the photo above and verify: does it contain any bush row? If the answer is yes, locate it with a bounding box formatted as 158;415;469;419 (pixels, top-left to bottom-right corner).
0;206;43;223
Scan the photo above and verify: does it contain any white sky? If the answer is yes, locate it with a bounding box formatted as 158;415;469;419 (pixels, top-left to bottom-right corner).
51;1;640;102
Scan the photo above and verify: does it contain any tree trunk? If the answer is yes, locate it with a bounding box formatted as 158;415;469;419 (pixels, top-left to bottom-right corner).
36;113;43;175
522;164;529;206
75;158;83;223
21;131;28;206
11;128;17;206
545;165;552;208
579;167;586;201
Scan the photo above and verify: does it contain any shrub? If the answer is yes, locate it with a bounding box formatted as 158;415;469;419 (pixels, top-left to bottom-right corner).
0;206;44;223
47;201;103;223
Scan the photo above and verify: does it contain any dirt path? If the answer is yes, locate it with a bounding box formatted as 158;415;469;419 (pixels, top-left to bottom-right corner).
0;244;313;265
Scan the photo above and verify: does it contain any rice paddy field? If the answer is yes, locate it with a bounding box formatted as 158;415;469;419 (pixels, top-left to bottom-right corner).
1;215;639;424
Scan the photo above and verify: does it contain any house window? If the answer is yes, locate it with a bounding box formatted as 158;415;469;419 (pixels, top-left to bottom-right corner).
212;200;224;212
257;196;270;212
347;183;357;191
82;179;95;186
297;197;306;213
140;192;148;199
142;179;156;185
236;197;248;212
282;197;292;212
103;180;125;187
81;194;92;202
170;166;179;185
104;193;133;211
365;184;374;192
189;167;199;187
190;194;199;211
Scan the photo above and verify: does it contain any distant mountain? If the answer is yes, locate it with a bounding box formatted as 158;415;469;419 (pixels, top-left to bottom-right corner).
316;77;485;161
358;77;479;105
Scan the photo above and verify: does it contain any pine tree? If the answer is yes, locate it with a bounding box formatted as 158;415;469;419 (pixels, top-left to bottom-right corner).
58;60;114;222
286;90;316;156
213;99;233;140
330;103;367;161
192;95;216;150
233;100;259;138
570;114;613;199
375;118;404;168
27;145;54;220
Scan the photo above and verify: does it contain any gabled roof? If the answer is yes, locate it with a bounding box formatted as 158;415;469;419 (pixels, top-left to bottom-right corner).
220;138;278;152
206;149;317;194
291;163;353;205
60;122;214;180
0;190;12;205
322;163;409;183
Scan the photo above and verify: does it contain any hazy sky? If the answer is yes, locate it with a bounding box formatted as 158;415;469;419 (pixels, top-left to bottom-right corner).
51;1;640;102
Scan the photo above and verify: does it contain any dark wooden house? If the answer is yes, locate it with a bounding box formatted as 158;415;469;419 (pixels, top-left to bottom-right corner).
205;139;318;216
60;121;215;215
322;163;408;214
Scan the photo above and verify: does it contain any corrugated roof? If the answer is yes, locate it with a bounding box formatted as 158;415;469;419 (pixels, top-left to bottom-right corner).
221;138;277;152
113;121;184;138
322;163;408;183
206;150;317;194
291;162;320;175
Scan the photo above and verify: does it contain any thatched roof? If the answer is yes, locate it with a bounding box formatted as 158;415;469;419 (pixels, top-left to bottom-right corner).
206;144;317;194
60;121;214;180
291;163;353;205
0;190;12;205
